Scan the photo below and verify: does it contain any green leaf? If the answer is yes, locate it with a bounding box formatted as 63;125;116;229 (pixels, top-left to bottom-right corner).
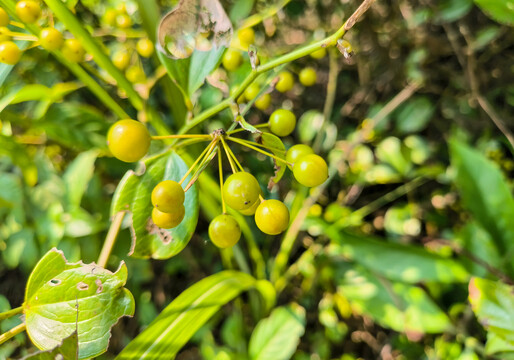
434;0;473;23
469;277;514;347
237;115;261;134
111;152;199;259
260;132;287;186
248;304;306;360
394;96;434;134
22;331;78;360
116;271;257;359
338;266;451;334
375;137;412;175
24;248;135;359
3;229;37;271
449;140;514;274
474;0;514;26
326;227;469;283
63;150;98;209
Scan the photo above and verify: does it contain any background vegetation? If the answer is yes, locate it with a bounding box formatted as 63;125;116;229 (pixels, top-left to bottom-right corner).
0;0;513;359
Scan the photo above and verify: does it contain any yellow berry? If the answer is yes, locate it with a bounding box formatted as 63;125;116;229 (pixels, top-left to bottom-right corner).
254;93;271;111
112;50;130;70
0;8;9;27
0;41;21;65
152;206;185;229
244;82;260;102
238;27;255;49
275;71;294;92
310;47;326;59
255;199;290;235
15;1;41;24
299;67;317;87
136;38;154;58
222;48;242;71
62;39;86;63
126;65;146;84
107;119;151;162
39;28;64;51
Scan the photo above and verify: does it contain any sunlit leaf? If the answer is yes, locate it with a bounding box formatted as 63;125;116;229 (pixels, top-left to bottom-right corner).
469;277;514;348
338;266;451;334
248;304;306;360
450;139;514;276
22;331;78;360
111;152;199;259
474;0;514;26
24;249;135;359
116;271;258;359
63;150;98;209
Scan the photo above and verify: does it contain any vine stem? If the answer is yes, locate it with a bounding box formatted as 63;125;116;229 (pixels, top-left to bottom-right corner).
227;137;291;166
0;323;26;345
0;307;22;321
97;211;125;268
226;124;268;135
218;147;226;214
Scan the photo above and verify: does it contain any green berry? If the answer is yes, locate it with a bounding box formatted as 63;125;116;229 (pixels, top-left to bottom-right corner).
116;13;132;29
275;71;294;92
15;1;41;24
268;109;296;137
254;199;289;235
254;93;271;111
151;180;185;213
107;119;151;162
286;144;314;164
209;214;241;248
223;172;261;211
152;206;185;229
0;41;21;65
244;82;260;102
126;65;146;84
310;47;326;59
112;50;130;70
62;39;85;63
299;67;317;86
39;28;64;51
293;154;328;187
222;48;242;71
0;8;9;27
136;38;154;58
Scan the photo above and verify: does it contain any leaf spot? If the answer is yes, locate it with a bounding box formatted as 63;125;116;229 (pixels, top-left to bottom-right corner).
49;279;61;286
96;279;103;293
147;218;174;245
77;282;89;291
55;354;63;360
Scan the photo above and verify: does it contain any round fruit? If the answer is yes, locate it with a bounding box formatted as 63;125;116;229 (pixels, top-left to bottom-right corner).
136;38;154;58
62;39;85;62
15;1;41;24
244;82;260;102
112;50;130;70
310;47;326;59
293;154;328;187
0;27;9;43
0;8;9;27
223;172;261;211
107;119;151;162
116;13;132;29
151;180;185;213
299;67;317;86
275;71;294;93
268;109;296;137
238;27;255;48
239;198;261;216
0;41;21;65
222;48;242;71
255;199;290;235
254;93;271;111
151;206;185;229
286;144;314;165
39;28;63;51
126;65;146;84
104;8;118;26
209;214;241;248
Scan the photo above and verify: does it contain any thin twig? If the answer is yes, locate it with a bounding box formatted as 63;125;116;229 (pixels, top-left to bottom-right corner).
0;323;26;345
97;211;125;268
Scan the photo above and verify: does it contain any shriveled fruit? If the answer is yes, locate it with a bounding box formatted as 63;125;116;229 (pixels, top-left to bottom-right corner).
209;214;241;248
152;206;185;229
223;172;261;211
151;180;185;213
107;119;151;162
293;154;328;187
255;199;290;235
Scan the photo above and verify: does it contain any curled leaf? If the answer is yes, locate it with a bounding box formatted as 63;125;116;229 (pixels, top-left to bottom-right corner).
157;0;233;59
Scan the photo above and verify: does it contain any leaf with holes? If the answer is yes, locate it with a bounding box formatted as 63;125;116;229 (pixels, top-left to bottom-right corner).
258;132;287;188
23;249;135;359
111;151;199;259
22;331;78;360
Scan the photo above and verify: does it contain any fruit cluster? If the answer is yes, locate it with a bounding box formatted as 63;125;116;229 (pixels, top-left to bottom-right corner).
107;108;328;249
